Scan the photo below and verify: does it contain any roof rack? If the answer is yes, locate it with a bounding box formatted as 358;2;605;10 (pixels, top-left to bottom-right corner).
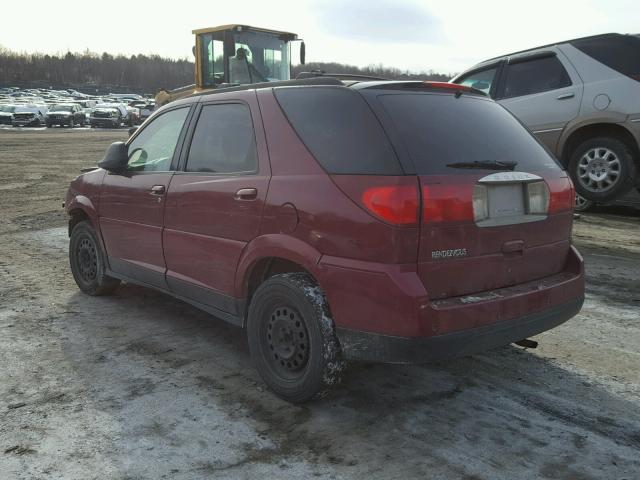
192;77;344;98
296;71;387;81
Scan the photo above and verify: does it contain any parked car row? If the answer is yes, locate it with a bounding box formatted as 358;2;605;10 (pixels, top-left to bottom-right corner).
0;87;155;129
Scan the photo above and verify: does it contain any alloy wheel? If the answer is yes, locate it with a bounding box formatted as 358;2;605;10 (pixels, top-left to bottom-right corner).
577;147;621;193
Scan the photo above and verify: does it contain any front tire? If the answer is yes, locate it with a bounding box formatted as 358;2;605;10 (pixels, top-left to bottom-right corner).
69;221;120;295
569;137;636;202
247;273;345;403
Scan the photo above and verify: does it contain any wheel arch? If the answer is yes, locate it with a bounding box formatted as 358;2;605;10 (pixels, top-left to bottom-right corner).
560;122;640;168
236;235;324;304
66;195;98;236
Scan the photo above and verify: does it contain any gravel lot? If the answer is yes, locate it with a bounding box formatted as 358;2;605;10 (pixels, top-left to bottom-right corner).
1;128;639;480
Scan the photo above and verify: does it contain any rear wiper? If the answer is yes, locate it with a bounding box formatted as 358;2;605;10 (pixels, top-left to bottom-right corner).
446;160;518;171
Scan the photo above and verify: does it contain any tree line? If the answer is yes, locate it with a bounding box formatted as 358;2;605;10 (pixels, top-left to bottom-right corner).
0;46;451;94
0;47;193;94
292;62;451;82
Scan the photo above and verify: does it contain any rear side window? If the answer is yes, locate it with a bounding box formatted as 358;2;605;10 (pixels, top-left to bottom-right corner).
502;55;572;98
375;93;560;175
571;34;640;81
186;103;258;174
274;87;402;175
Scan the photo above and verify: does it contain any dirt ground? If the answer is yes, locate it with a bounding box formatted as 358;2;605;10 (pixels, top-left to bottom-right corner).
0;128;639;480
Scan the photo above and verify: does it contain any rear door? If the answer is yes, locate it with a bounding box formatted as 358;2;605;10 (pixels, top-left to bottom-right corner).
495;51;583;153
163;94;269;318
367;89;575;301
99;105;191;288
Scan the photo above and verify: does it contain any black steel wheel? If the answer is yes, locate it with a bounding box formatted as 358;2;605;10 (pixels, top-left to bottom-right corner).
69;221;120;295
247;273;345;403
263;305;311;378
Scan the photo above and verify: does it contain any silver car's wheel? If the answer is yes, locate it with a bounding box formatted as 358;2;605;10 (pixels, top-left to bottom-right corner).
577;147;621;193
569;137;636;203
574;194;594;212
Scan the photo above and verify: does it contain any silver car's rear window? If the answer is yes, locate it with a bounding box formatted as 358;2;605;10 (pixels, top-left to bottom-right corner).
571;34;640;81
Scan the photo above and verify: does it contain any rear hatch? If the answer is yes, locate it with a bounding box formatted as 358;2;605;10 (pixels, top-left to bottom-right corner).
363;85;575;300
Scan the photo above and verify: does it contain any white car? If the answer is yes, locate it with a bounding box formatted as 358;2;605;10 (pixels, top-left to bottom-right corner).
12;105;47;127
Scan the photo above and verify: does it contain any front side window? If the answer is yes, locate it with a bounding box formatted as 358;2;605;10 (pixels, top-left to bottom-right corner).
127;107;189;172
456;67;498;95
502;55;572;98
185;104;257;174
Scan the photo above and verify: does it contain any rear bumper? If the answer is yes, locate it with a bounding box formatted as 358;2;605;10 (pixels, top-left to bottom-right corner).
337;296;583;363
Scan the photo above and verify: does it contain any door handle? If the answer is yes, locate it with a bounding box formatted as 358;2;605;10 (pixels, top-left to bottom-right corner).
556;92;575;100
235;188;258;200
150;185;165;195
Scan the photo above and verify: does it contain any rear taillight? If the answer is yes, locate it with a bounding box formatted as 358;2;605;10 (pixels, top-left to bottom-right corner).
472;184;489;222
361;185;419;226
547;177;574;213
526;181;550;214
422;184;475;223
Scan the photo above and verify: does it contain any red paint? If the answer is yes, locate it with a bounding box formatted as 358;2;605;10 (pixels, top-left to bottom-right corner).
67;84;584;348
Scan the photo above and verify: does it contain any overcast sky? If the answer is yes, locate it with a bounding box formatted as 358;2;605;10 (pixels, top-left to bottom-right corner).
1;0;637;74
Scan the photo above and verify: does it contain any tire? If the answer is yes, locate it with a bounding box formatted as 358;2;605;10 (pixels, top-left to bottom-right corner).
247;273;345;403
69;221;120;296
46;122;52;128
69;118;75;128
574;194;594;212
568;137;636;202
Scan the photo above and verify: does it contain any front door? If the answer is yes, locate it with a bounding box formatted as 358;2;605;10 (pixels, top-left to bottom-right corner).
163;99;269;316
99;106;191;288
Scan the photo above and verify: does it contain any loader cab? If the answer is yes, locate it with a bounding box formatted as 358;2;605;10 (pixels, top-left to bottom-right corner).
194;25;302;89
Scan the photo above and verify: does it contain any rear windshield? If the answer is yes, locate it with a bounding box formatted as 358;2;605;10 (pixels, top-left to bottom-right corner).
274;86;402;175
374;93;561;175
571;34;640;81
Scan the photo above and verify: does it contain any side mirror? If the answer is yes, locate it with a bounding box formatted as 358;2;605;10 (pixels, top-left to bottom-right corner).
128;126;139;137
300;41;306;65
98;141;128;172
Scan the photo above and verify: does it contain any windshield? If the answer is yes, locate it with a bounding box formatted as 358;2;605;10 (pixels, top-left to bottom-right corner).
51;104;73;111
199;30;290;87
0;105;17;113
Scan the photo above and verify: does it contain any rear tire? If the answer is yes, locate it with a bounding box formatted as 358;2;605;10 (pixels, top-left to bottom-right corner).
568;137;636;202
69;221;120;296
247;273;345;403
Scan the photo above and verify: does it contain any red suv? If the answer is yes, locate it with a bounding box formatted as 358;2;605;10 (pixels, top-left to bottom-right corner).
66;78;585;402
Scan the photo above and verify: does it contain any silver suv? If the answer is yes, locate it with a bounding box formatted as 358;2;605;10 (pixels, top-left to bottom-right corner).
452;33;640;208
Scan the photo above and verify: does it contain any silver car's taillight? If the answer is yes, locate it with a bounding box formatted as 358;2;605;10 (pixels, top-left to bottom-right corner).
526;181;550;214
473;184;489;222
